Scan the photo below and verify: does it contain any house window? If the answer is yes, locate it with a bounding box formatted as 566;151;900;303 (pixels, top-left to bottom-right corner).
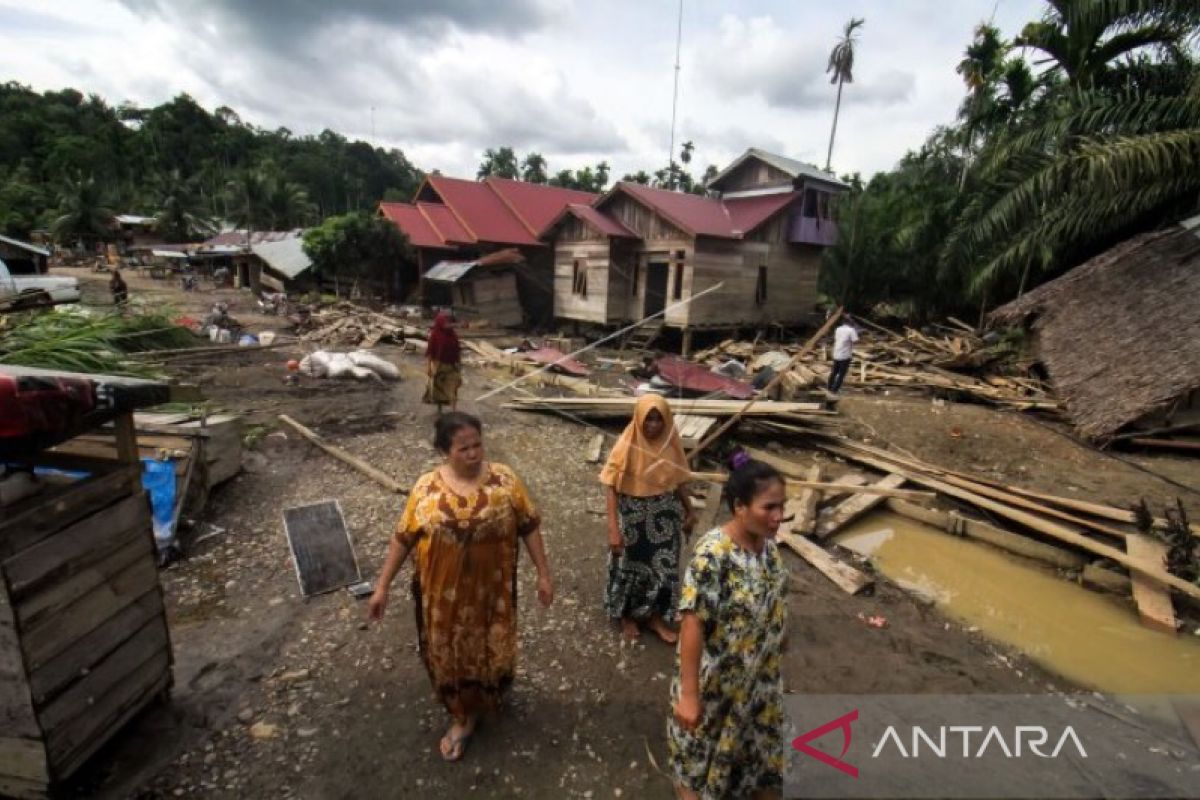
673;251;685;301
803;188;818;218
572;258;588;297
630;260;640;297
755;266;767;306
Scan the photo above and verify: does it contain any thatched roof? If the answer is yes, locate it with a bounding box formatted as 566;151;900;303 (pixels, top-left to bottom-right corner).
990;220;1200;440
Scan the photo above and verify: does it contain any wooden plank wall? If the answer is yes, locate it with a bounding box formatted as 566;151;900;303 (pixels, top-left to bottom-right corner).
684;235;821;328
715;160;794;192
0;471;171;794
552;215;614;325
463;272;522;327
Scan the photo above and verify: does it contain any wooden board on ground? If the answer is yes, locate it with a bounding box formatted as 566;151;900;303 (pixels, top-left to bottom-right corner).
693;482;724;535
282;500;362;596
814;474;907;540
585;434;605;464
674;414;719;449
1126;534;1176;633
777;531;873;595
791;464;823;536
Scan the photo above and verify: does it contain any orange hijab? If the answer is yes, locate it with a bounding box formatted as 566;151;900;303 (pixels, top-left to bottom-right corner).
600;394;691;497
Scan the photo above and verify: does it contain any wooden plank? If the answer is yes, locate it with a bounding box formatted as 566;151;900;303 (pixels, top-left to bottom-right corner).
278;415;406;494
792;464;823;536
15;533;148;630
1081;562;1133;595
885;499;1088;571
0;467;137;559
786;481;933;502
29;591;164;705
1126;535;1176;634
38;617;167;735
818;440;1200;601
0;737;49;784
585;434;604;464
49;651;170;778
113;412;142;495
777;531;873;595
5;493;148;597
23;556;160;671
0;593;40;739
814;474;907;540
693;482;724;536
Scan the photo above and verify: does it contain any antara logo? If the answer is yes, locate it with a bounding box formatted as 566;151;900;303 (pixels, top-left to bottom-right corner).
792;711;1088;778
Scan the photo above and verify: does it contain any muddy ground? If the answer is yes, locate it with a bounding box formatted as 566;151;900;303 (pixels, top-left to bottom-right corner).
53;269;1199;798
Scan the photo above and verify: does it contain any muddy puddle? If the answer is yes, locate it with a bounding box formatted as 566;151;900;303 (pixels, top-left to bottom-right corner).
836;513;1200;697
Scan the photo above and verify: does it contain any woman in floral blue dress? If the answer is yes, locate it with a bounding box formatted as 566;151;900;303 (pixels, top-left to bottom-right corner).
668;459;788;799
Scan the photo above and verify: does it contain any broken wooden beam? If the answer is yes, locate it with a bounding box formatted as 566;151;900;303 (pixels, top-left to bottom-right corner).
278;415;406;495
585;434;604;464
786;481;933;503
693;482;724;536
777;530;873;595
792;464;823;536
885;498;1087;571
817;439;1200;601
813;474;907;540
1126;534;1177;634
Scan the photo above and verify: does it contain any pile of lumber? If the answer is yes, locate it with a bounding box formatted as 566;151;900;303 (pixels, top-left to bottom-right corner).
748;435;1198;631
299;304;424;349
464;340;614;397
505;396;840;430
694;319;1057;412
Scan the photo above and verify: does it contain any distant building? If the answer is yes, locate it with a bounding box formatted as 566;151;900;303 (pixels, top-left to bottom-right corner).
0;234;50;275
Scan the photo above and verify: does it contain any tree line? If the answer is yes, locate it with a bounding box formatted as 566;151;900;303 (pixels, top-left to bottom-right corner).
822;0;1200;322
0;85;423;244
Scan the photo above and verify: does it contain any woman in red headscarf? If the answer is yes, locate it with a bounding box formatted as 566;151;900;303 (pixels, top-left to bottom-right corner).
424;311;462;413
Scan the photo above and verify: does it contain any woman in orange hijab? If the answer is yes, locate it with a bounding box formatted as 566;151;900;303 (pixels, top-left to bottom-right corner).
600;394;696;643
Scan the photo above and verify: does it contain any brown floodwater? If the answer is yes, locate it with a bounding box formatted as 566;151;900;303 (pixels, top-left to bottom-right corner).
836;513;1200;697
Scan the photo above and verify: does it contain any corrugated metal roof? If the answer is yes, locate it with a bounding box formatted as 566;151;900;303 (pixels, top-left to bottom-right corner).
606;183;736;238
203;229;301;247
251;237;312;279
723;191;802;235
706;148;847;190
425;176;540;246
0;233;50;257
485;177;598;237
151;249;189;259
424;260;480;283
116;213;157;225
379;202;447;248
543;204;640;239
419;202;475;245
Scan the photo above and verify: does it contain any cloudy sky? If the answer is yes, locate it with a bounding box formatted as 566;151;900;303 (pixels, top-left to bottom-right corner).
2;0;1047;182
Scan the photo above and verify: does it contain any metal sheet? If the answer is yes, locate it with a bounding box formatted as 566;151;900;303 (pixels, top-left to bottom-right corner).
282;500;361;596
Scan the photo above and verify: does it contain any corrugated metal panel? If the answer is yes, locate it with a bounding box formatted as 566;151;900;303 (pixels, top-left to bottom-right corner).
724;192;801;236
418;203;475;245
379;202;447;248
611;183;735;238
426;176;540;246
251;237;312;279
485;177;598;237
705;148;847;190
0;234;50;257
551;204;639;239
424;260;479;283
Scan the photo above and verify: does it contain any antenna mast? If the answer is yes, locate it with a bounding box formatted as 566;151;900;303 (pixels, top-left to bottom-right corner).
668;0;684;187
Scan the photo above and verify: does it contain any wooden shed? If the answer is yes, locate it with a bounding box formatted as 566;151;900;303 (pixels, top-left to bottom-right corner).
0;366;175;798
422;249;525;328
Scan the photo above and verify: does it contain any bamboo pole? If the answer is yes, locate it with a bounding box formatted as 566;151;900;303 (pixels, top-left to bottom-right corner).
278;414;407;495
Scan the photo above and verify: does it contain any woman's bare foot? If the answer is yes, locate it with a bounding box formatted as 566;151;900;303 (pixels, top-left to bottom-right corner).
439;716;476;762
620;618;640;641
648;616;678;644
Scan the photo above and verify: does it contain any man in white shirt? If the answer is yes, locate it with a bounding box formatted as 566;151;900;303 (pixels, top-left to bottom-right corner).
828;316;859;394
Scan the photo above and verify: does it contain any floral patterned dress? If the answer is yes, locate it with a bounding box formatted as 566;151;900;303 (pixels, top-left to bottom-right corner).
394;463;540;719
667;527;788;799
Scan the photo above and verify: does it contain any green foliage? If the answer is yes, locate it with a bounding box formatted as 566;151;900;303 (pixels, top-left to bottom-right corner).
0;307;195;376
302;212;414;290
0;83;423;238
50;173;116;246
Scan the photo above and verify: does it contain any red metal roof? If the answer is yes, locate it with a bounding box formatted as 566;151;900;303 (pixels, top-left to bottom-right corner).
606;183;736;238
378;203;446;249
418;202;475;245
424;175;540;246
723;191;802;236
485;177;598;237
599;183;800;240
543;203;639;239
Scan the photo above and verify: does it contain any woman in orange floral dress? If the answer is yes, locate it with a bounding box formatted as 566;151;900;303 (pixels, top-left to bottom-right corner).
368;412;554;761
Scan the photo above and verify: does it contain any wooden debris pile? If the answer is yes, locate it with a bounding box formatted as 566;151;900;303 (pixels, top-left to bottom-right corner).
695;319;1058;412
731;434;1198;632
299;303;424;349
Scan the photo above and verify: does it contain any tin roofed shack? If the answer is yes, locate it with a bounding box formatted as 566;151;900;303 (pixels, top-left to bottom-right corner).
422;249;524;328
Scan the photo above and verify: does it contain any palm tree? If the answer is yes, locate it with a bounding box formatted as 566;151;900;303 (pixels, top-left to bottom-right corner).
51;173;115;249
155;170;216;242
1016;0;1200;89
945;73;1200;300
521;152;548;183
679;141;694;165
264;176;315;229
825;17;865;172
477;147;519;180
